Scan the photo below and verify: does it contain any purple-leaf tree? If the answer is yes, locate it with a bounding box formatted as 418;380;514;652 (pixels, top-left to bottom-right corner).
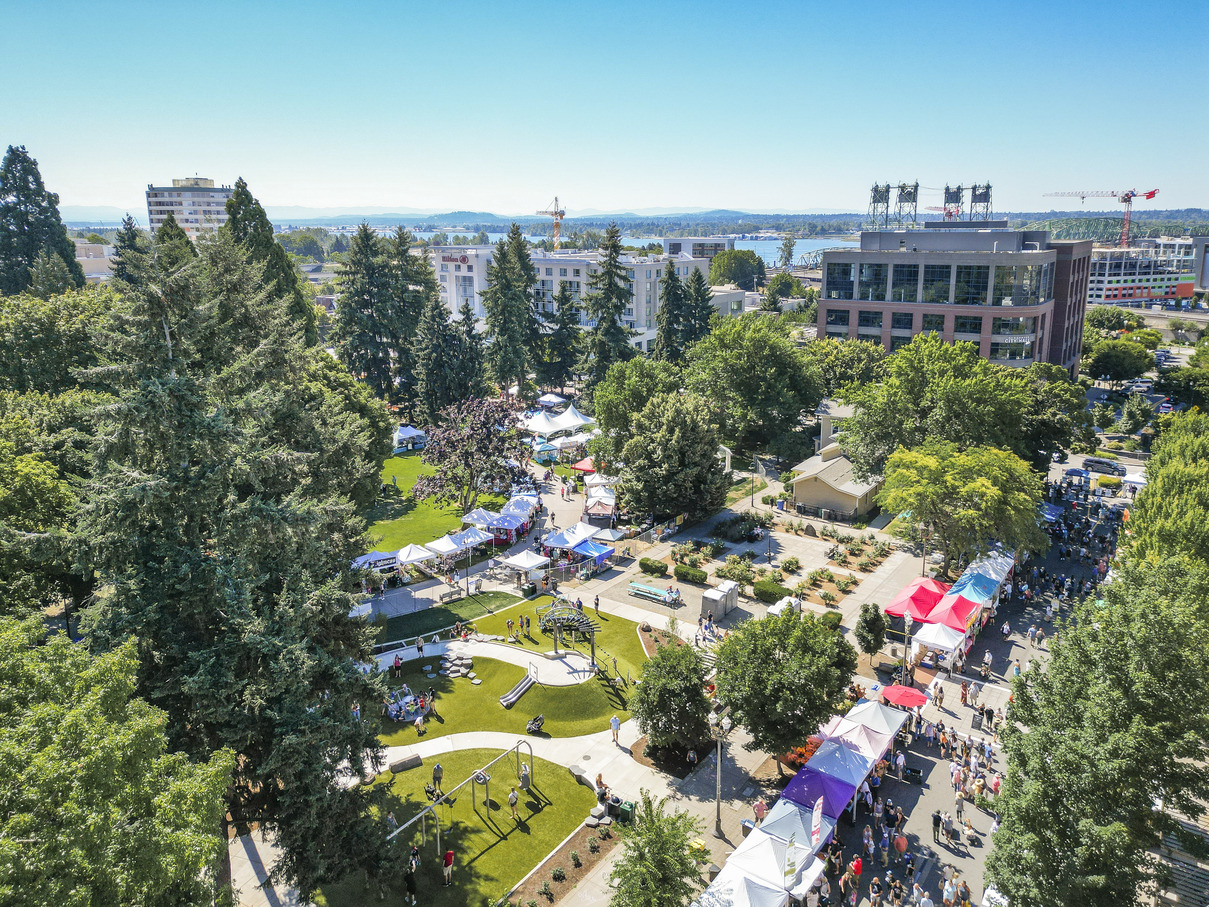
412;397;529;512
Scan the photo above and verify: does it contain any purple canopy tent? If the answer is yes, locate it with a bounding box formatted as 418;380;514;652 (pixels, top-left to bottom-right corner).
781;768;858;819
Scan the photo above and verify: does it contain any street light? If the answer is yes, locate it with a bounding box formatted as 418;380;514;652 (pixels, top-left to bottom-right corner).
901;615;914;686
709;708;733;838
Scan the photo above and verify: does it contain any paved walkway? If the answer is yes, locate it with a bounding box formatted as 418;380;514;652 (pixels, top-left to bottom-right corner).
373;635;595;686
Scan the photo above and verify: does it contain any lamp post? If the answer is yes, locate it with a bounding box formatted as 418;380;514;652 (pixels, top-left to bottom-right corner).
900;615;914;686
709;708;733;838
751;457;758;507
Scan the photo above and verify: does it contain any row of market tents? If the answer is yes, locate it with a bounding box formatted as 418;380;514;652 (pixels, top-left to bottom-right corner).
694;702;909;907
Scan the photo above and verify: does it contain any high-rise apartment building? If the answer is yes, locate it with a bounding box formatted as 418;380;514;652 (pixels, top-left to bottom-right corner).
817;225;1091;376
426;245;710;352
145;177;232;237
661;236;735;260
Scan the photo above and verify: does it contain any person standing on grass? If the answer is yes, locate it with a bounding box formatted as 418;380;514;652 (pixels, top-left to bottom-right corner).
403;864;417;904
508;786;519;821
442;848;454;887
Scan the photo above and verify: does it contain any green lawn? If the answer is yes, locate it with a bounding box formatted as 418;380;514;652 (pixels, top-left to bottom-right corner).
314;748;595;907
726;476;767;506
379;592;533;645
374;648;631;746
367;454;505;549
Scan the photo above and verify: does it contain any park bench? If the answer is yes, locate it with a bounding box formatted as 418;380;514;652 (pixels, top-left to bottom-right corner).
628;582;669;603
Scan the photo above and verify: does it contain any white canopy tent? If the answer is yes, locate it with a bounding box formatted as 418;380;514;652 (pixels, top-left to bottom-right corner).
692;864;789;907
522;411;563;437
1123;473;1147;487
537;392;566;407
461;508;499;527
584;473;620;487
453;527;493;548
352;550;399;570
844;701;909;739
486;512;527;530
424;535;468;557
396;544;438;567
966;551;1015;583
502;494;540;516
594;527;628;542
393;425;426;444
587;486;616;504
725;828;826;900
501;550;550;572
911;621;967;655
550;403;595;434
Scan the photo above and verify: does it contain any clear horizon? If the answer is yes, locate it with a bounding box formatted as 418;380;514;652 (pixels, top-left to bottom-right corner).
5;0;1206;217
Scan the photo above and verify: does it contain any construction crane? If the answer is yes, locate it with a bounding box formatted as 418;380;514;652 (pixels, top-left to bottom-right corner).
924;206;962;222
1042;188;1159;247
537;196;566;249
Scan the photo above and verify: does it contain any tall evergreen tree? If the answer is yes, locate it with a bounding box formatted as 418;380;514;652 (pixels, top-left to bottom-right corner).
332;225;397;401
153;212;196;273
504;223;543;371
223;176;317;345
452;299;486;401
26;250;75;300
80;231;392;898
109;214;147;285
482;230;533;395
414;294;462;425
386;227;435;416
0;145;85;295
681;267;715;349
653;259;687;362
580;223;634;390
541;281;580;391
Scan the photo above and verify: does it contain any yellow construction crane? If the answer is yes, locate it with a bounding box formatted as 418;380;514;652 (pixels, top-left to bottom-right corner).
537;197;566;249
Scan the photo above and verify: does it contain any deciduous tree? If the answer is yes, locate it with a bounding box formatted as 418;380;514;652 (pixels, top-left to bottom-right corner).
619;392;728;521
854;602;887;667
590;357;682;467
0;145;84;295
608;790;702;907
708;248;765;291
713;610;856;768
630;640;711;753
1083;339;1153;385
412;397;527;512
0;619;234;905
801;337;887;397
778;233;796;269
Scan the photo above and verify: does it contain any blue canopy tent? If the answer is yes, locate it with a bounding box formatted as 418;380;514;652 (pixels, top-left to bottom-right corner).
1039;503;1064;523
572;538;615;566
949;571;999;605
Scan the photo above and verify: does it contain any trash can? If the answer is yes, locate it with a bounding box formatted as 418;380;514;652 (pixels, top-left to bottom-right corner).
608;796;622;818
620;800;636;824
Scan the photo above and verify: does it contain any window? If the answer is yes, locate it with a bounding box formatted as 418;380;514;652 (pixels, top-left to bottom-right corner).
953;315;983;334
826;329;849;340
546;268;553;276
922;313;945;333
890;335;913;351
989;340;1035;361
574;269;580;277
857;311;883;329
466;265;473;273
454;264;461;272
922;265;951;304
890;264;918;302
858;263;888;301
891;312;914;331
826;263;855;299
954;265;990;305
440;263;449;272
825;309;850;327
992;316;1036;335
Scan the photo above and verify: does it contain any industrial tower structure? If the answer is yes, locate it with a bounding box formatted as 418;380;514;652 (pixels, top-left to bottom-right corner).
1042;188;1159;247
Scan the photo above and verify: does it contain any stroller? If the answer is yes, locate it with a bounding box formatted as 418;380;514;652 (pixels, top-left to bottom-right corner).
424;783;439;801
526;714;545;734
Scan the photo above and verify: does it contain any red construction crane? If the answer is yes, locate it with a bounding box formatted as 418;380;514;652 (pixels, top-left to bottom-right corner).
537;197;566;249
1042;188;1159;247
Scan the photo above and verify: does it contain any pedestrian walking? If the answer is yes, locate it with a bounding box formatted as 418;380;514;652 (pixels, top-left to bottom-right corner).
442;847;454;886
594;595;600;615
955;793;964;821
610;714;621;744
931;809;942;842
403;865;417;904
895;750;906;780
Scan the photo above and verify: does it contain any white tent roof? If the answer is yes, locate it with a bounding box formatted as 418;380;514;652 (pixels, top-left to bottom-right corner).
586;486;617;504
537;392;566;406
966;551;1015;583
585;473;620;487
396;544;438;566
394;425;426;442
1123;473;1147;486
844;701;909;738
550;403;595;433
502;550;550;571
461;508;499;527
726;828;824;897
487;512;527;530
693;864;789;907
543;522;598;549
454;527;493;548
424;535;467;556
523;411;563;436
912;621;966;653
502;494;540;515
595;527;627;541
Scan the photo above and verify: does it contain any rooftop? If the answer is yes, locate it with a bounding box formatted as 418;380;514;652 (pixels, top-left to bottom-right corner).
789;445;879;497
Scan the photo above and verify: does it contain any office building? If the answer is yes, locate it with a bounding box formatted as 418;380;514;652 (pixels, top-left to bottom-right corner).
661;236;735;260
145;177;232;237
427;245;709;351
1086;236;1209;306
816;225;1091;375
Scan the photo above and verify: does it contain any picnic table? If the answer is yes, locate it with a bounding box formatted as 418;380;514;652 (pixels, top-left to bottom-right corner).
629;582;680;606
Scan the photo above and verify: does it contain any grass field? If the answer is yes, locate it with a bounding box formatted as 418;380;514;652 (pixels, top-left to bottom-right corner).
314;748;594;907
379;591;532;644
726;476;767;506
367;454;505;549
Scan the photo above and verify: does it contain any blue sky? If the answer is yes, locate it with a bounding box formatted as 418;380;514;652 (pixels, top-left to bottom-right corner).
3;0;1205;217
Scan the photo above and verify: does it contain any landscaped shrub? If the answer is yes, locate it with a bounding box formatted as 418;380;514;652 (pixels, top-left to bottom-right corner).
754;566;768;580
570;850;582;868
707;540;726;557
1097;476;1123;490
538;881;552;900
819;525;838;540
819;610;842;631
753;579;794;603
684;552;704;568
836;532;856;544
820;590;838;606
716;555;754;585
675;564;708;584
639;558;668;577
782;556;801;572
761;494;776;505
846;542;864;557
857;557;875;571
833;552;850;566
670;542;696;564
807;568;827;586
588;838;600;853
853;520;868;530
552;867;566;882
835;575;858;593
768;569;784;584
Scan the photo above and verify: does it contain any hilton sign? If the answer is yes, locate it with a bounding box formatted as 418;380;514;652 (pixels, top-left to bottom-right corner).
441;254;470;264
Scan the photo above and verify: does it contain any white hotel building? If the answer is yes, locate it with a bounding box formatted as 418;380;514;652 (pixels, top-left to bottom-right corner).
145;177;233;237
428;245;710;352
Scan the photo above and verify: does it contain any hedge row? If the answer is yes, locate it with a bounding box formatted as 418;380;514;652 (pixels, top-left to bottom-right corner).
639;558;668;577
753;579;794;603
674;564;708;584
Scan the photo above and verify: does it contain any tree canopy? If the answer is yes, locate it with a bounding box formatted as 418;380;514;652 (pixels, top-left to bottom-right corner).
619;391;729;521
590;357;682;468
537;280;580;392
877;441;1046;573
1083;339;1153;385
0;145;84;295
608;790;702;907
630;641;711;754
653;259;687;362
412;397;527;512
713;610;856;761
0;619;233;906
708;248;765;291
579;223;635;390
680;267;715;348
801;337;887;398
482;223;539;395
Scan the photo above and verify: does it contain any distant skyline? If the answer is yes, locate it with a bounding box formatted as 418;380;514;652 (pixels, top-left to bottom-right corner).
5;0;1207;219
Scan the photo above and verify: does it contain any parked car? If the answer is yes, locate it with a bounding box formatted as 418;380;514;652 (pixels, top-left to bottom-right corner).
1083;456;1127;477
1159;402;1173;414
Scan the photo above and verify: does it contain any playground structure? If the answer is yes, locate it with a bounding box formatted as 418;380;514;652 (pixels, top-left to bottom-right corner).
537;596;601;661
387;740;537;857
